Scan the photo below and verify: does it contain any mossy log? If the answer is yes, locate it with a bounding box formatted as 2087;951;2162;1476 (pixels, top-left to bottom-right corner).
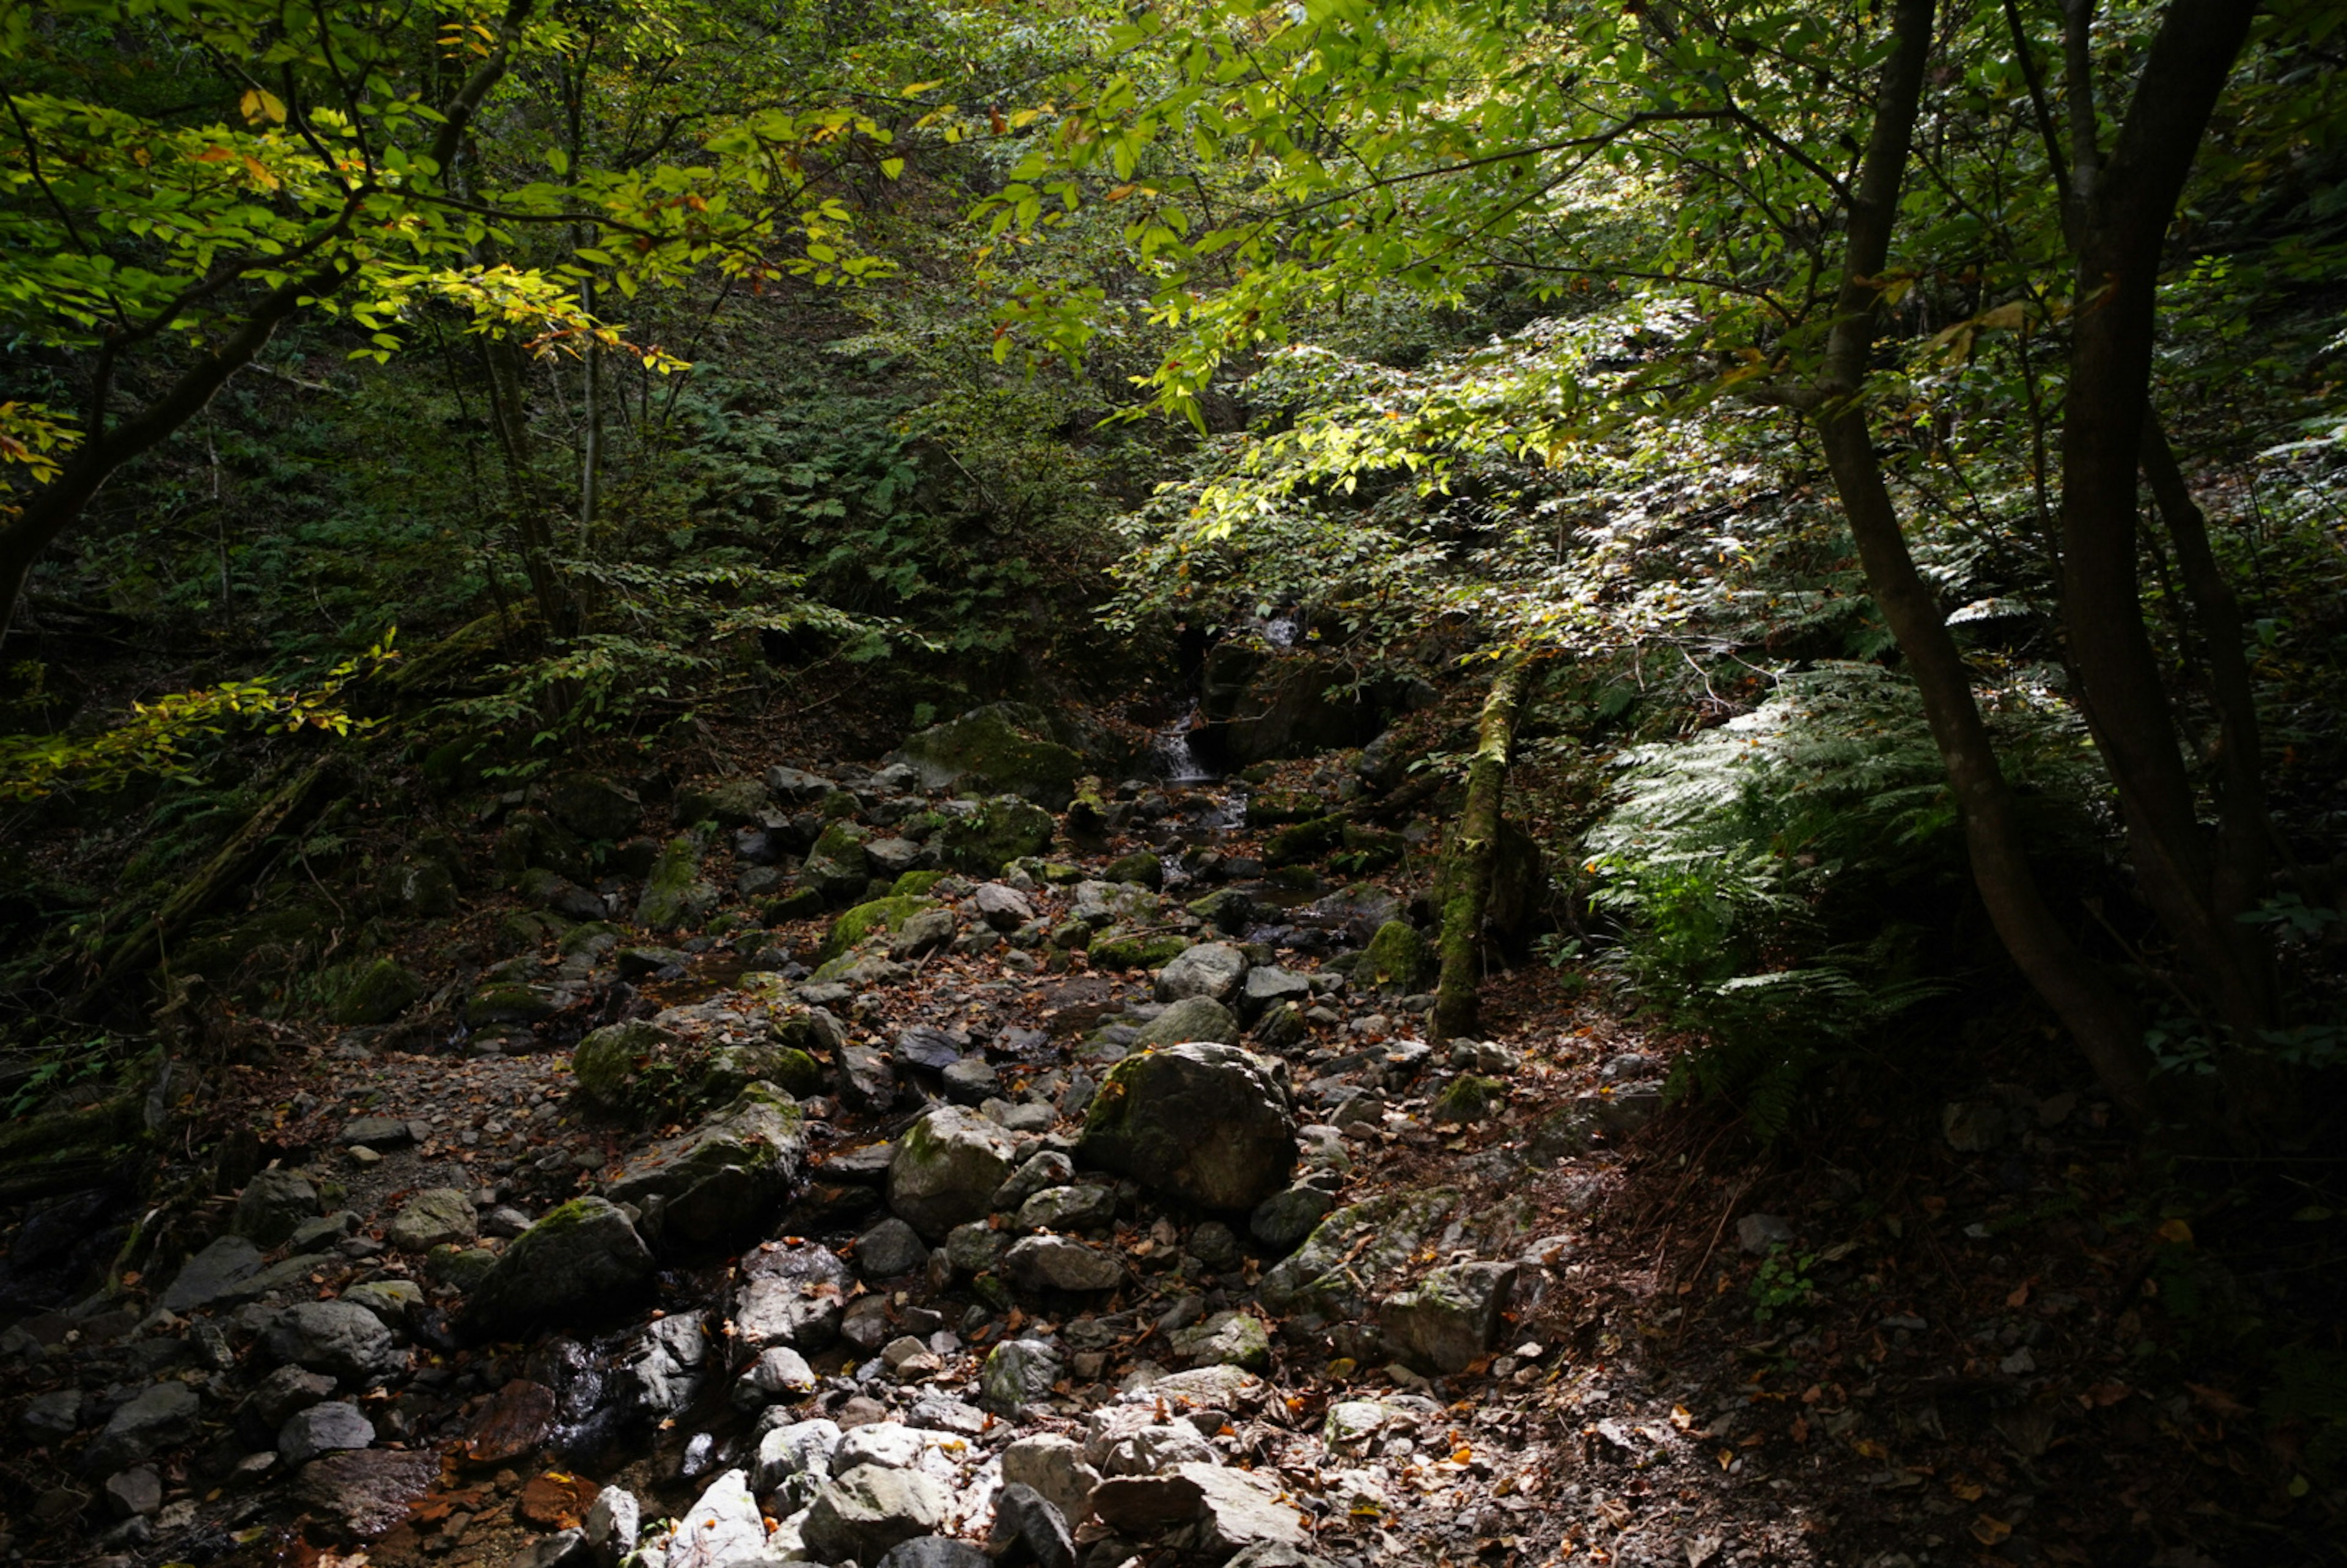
1431;658;1532;1042
75;758;343;1015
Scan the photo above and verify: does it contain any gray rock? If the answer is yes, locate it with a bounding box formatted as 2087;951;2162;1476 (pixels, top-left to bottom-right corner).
387;1187;478;1252
875;1539;990;1568
666;1469;765;1568
801;1463;951;1564
288;1209;361;1253
1378;1261;1519;1374
765;765;835;804
894;1026;968;1073
975;882;1034;931
979;1338;1064;1414
888;1104;1017;1240
1084;1407;1219;1476
839;1041;901;1113
465;1198;656;1338
943;1221;1010;1278
733;1346;818;1409
583;1484;641;1567
235;1169;321;1248
1238;966;1312;1021
103;1462;163;1519
20;1388;84;1439
509;1529;589;1568
161;1233;266;1313
1076;1044;1298;1211
340;1278;425;1330
1015;1184;1116;1233
292;1448;436;1537
1736;1213;1796;1255
857;1217;931;1280
630;1310;709;1416
1155;942;1248;1005
941;1056;999;1104
904;1393;986;1436
865;837;928;877
265;1300;406;1385
1182;1462;1309;1554
889;907;958;959
1004;1235;1123;1294
246;1365;336;1428
341;1115;422;1148
1128;995;1239;1050
1001;1434;1099;1526
1248;1185;1336;1253
733;1240;853;1350
751;1416;841;1503
989;1482;1075;1568
991;1149;1075;1214
85;1381;199;1473
1169;1311;1270;1371
279;1401;374;1465
604;1086;806;1248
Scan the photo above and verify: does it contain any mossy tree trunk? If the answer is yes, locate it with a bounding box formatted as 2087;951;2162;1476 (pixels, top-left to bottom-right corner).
1432;656;1533;1042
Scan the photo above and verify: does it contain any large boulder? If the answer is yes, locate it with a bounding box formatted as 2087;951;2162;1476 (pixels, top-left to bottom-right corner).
1154;942;1247;1005
890;704;1086;807
542;774;642;841
571;1020;680;1114
234;1168;320;1248
1378;1261;1519;1373
331;958;422;1026
1129;995;1238;1049
605;1085;806;1248
464;1197;656;1337
887;1105;1017;1240
386;1187;477;1252
939;797;1056;876
1077;1044;1296;1211
801;1464;951;1564
733;1240;854;1350
636;835;718;931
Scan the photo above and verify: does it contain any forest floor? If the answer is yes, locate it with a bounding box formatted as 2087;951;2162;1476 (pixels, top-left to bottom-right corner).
0;699;2328;1568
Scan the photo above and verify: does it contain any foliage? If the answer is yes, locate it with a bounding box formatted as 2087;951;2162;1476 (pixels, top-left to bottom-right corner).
0;635;399;802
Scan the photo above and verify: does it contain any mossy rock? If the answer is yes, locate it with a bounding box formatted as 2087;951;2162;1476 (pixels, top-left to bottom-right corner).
426;1245;499;1291
1088;929;1193;971
1359;920;1432;992
500;910;570;950
890;870;949;896
1333;825;1405;873
1237;763;1279;786
674;777;766;829
1186;889;1254;933
1263;816;1344;867
573;1020;681;1112
809;819;871;864
636;835;718;931
939;797;1055;876
704;1042;824;1101
1268;865;1320;891
1430;1074;1507;1125
0;1095;145;1203
558;920;625;955
1102;851;1165;890
466;984;558;1027
891;703;1085;808
332;958;422;1026
819;895;938;962
1246;789;1326;827
762;888;828;923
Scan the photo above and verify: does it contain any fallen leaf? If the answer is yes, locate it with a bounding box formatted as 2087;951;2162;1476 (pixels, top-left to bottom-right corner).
2156;1218;2194;1245
1971;1515;2013;1546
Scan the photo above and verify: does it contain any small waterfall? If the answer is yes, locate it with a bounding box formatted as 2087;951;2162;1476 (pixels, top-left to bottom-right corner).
1150;706;1218;784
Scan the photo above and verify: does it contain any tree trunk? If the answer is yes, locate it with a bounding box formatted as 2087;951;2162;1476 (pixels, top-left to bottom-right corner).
2059;0;2268;1063
1431;656;1532;1043
1810;0;2157;1118
72;758;343;1014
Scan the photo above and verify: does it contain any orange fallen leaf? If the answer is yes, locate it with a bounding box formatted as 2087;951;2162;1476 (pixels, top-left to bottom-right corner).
1971;1515;2013;1546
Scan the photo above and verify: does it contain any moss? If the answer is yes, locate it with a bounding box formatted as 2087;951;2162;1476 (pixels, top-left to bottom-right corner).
1337;824;1406;871
1238;763;1280;785
893;705;1085;807
332;958;422;1026
1263;816;1344;866
821;790;861;819
819;895;938;962
673;777;765;828
939;796;1055;875
574;1020;677;1110
1360;920;1433;992
1246;789;1326;827
636;834;716;931
1088;929;1193;970
1102;851;1165;890
1186;889;1254;932
890;870;949;896
762;888;827;923
809;819;870;864
557;920;623;954
467;984;557;1026
1268;865;1320;890
1430;1074;1507;1125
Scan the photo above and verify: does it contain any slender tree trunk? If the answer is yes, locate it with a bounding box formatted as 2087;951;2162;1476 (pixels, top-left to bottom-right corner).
1431;656;1532;1043
1810;0;2156;1116
2059;0;2266;1058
